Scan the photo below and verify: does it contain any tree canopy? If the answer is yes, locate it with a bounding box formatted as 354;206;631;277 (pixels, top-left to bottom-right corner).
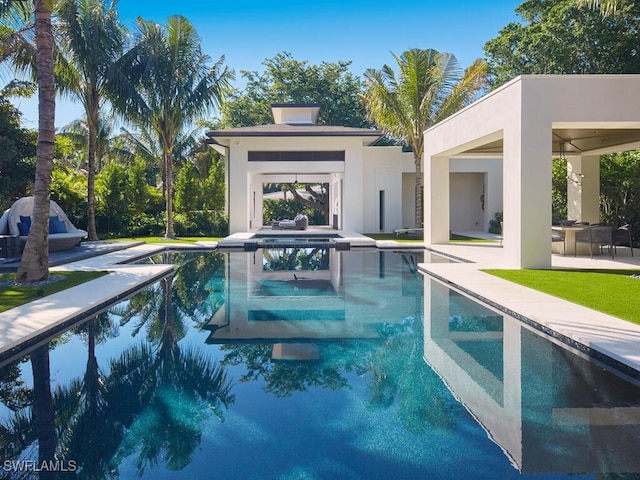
484;0;640;88
0;85;36;211
217;51;372;128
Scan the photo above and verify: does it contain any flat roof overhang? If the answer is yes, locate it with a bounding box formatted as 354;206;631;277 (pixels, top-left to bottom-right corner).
426;75;640;159
205;123;383;148
457;127;640;157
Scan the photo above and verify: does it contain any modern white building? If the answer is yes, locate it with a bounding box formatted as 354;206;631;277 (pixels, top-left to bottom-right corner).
424;75;640;269
206;103;503;235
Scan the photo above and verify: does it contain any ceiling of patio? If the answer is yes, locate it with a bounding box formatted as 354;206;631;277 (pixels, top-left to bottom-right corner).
459;127;640;157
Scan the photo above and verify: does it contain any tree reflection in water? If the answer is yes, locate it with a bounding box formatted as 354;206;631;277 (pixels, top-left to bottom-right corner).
0;252;233;478
0;249;461;477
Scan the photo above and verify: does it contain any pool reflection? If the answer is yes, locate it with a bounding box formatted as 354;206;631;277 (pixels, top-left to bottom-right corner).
205;249;426;355
423;276;640;474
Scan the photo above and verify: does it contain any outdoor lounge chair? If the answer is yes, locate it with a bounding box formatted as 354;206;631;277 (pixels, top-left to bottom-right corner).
0;197;87;252
274;214;308;230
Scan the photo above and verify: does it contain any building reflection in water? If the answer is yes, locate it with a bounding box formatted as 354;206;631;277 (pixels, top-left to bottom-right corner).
204;248;426;360
423;276;640;474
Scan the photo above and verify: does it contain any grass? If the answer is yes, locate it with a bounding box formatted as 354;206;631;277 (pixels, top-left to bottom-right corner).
0;271;109;313
108;236;222;244
450;233;497;243
483;268;640;325
364;233;423;242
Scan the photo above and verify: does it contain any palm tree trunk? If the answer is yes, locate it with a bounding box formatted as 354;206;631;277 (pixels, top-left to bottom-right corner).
31;344;56;480
87;118;98;240
164;151;175;238
15;0;55;283
414;154;423;228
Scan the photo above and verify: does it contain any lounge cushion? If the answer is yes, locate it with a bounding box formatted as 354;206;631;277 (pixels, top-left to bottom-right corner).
18;216;31;236
49;216;67;233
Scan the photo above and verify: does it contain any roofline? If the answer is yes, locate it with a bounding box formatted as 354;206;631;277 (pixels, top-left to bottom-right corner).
270;102;322;108
206;130;382;138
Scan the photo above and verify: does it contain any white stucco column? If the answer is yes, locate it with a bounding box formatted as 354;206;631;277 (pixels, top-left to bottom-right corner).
228;146;249;233
502;120;552;269
424;154;450;244
342;142;364;232
567;155;600;224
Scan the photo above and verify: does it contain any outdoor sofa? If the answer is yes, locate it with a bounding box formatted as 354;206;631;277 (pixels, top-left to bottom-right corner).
0;196;87;252
272;214;309;230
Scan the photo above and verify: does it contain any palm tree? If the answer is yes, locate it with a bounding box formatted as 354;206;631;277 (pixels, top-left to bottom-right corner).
56;0;127;240
111;15;233;238
118;123;200;201
60;111;120;170
362;49;487;228
5;0;57;283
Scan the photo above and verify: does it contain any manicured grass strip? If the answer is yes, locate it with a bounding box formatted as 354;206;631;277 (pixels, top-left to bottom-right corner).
0;271;109;313
365;233;423;242
483;269;640;325
450;234;496;243
108;236;222;244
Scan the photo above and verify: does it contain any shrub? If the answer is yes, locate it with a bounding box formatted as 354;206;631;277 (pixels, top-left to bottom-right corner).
488;211;502;234
264;199;326;225
173;210;228;237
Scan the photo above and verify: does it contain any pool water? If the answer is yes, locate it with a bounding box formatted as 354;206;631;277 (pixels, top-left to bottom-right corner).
1;249;639;479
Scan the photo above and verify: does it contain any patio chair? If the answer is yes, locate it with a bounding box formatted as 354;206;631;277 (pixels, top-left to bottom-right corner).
613;224;634;257
575;225;613;259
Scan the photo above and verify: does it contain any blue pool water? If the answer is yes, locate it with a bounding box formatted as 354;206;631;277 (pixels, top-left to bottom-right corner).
1;248;639;479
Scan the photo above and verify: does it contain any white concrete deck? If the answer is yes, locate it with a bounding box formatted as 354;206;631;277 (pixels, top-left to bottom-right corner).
0;244;172;365
218;227;378;248
420;241;640;376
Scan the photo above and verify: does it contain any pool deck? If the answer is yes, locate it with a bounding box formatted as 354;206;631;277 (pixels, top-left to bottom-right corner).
1;234;639;379
420;240;640;378
0;243;173;366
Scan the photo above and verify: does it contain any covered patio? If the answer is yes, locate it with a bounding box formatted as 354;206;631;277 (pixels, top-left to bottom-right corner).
424;75;640;269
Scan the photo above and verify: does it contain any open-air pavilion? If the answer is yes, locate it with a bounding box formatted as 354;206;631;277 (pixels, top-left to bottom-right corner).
424;75;640;269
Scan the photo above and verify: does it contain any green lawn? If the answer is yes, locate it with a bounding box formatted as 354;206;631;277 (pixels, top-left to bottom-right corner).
483;269;640;325
108;236;222;244
364;233;424;242
0;271;109;313
450;233;497;243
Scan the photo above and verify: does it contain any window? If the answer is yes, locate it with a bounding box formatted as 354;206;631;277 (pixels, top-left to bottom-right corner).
248;151;345;162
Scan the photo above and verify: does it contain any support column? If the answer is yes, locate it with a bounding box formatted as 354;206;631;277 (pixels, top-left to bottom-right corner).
567;155;600;224
424;154;450;244
503;122;552;269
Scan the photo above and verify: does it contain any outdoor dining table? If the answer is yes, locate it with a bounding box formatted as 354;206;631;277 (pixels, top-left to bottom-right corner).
551;224;597;256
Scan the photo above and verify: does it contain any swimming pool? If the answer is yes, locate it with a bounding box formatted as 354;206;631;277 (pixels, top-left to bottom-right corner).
0;248;639;479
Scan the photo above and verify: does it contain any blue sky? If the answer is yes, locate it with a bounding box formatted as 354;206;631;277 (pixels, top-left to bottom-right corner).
10;0;523;128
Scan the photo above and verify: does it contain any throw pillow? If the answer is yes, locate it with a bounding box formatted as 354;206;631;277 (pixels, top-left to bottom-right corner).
55;219;67;233
18;216;31;236
49;216;59;233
